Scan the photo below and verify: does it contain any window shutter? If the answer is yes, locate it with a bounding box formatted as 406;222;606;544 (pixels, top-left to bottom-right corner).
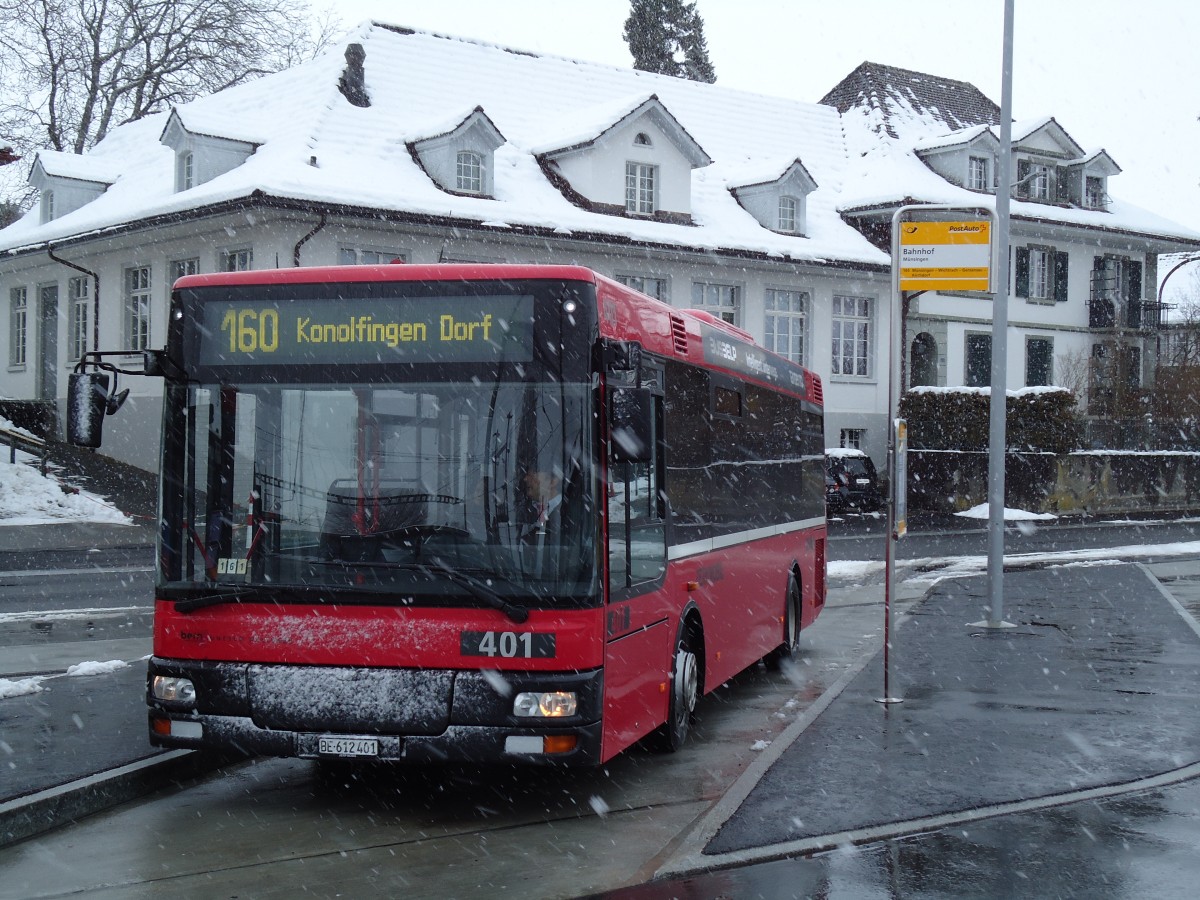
1015;247;1030;297
1054;251;1069;302
1054;167;1069;202
1129;261;1143;301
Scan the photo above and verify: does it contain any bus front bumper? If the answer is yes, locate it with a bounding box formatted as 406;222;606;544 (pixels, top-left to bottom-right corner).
147;657;605;766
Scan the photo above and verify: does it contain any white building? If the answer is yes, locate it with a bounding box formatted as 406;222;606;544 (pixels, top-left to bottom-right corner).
2;26;1197;471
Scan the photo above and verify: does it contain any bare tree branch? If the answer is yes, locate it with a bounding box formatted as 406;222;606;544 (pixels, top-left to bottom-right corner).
0;0;341;203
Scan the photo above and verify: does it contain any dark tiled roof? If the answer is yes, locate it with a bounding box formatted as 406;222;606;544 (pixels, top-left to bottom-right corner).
820;61;1000;139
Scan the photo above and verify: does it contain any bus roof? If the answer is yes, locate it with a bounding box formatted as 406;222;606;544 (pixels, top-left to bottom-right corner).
172;263;602;291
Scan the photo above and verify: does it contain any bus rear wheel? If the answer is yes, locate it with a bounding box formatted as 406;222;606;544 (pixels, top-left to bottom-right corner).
764;573;801;669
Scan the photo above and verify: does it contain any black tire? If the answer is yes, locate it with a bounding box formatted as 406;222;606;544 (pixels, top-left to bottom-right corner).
650;621;701;753
764;573;801;670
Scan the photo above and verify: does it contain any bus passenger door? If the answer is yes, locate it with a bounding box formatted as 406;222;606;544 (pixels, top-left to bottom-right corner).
602;381;669;758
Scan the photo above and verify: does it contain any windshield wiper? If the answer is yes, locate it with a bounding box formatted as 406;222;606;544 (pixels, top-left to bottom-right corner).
172;586;261;614
422;559;529;624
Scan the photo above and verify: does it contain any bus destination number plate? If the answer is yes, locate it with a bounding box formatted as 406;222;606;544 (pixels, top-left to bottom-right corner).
461;631;556;659
318;736;379;757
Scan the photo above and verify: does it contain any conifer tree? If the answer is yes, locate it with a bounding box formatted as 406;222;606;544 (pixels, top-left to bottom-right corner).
623;0;717;83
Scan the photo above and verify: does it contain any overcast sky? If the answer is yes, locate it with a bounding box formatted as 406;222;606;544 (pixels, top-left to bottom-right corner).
324;1;1200;247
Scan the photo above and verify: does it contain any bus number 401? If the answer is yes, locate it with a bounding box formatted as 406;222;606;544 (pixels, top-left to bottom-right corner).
461;631;556;659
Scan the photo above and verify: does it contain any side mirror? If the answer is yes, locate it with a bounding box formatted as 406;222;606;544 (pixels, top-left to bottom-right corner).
67;371;110;448
610;387;653;463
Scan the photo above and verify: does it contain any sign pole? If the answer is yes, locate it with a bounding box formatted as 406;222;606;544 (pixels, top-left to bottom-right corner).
884;204;996;705
982;0;1018;630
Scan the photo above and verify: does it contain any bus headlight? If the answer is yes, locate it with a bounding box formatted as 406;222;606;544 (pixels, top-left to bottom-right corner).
151;675;197;706
513;691;577;718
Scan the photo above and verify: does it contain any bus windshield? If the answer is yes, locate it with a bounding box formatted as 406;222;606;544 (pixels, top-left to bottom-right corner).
159;379;598;603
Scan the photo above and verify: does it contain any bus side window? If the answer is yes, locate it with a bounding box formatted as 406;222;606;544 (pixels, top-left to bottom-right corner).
608;393;666;593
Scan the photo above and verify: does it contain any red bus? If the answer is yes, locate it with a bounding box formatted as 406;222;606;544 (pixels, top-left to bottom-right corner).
71;264;826;765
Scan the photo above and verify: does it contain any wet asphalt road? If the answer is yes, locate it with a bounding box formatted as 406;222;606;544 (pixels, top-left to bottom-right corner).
591;776;1200;899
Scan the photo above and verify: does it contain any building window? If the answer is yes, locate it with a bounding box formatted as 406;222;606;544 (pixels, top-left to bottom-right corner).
831;295;872;377
633;132;652;146
178;152;195;191
1030;248;1051;299
968;156;990;191
338;247;407;266
124;266;151;351
40;190;55;223
1019;161;1053;201
965;333;992;387
764;288;808;364
615;274;668;301
220;248;253;272
171;258;199;284
840;429;864;450
456;150;484;194
691;281;740;325
1026;337;1053;386
777;196;798;232
625;162;657;215
1016;246;1068;302
68;276;90;361
9;286;27;367
1085;176;1107;209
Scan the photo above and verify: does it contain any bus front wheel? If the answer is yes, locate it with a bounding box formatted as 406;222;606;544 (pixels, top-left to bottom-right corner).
652;621;701;753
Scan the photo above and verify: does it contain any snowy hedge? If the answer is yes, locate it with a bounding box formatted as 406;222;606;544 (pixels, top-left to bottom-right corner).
901;386;1080;454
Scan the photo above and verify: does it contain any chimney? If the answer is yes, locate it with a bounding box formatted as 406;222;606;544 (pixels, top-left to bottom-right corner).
338;44;370;108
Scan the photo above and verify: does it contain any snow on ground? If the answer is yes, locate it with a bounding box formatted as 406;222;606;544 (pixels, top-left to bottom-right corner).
0;417;130;526
1;659;134;701
955;503;1057;522
0;676;45;700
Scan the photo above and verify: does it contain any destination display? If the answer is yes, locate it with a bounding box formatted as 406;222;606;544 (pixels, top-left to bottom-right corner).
700;323;808;397
194;294;535;365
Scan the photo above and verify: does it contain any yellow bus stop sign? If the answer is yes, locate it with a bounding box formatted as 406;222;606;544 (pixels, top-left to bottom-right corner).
898;221;991;292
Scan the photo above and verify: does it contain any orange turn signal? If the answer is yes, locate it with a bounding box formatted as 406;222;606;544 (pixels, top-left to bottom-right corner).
543;735;578;754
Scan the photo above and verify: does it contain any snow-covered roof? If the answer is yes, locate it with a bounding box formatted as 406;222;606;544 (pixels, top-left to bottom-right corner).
0;21;883;267
832;67;1200;247
30;149;122;186
1;26;1198;260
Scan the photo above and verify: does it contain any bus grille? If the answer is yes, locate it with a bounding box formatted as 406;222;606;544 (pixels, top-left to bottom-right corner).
247;665;453;735
670;314;689;355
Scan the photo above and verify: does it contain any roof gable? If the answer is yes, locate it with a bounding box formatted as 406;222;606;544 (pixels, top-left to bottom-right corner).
1011;117;1085;158
534;94;711;169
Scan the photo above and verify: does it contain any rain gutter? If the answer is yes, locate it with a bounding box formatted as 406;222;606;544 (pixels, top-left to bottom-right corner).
293;212;327;266
47;245;99;353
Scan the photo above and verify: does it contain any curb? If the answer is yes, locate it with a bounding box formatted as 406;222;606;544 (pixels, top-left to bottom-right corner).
0;749;238;849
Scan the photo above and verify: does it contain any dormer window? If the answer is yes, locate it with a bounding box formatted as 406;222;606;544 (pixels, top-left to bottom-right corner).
41;190;55;223
1016;158;1056;202
534;95;710;223
968;155;991;192
178;152;195;191
1029;163;1052;200
456;150;483;193
778;196;798;232
625;162;657;215
1086;175;1108;210
408;107;505;199
729;158;816;237
159;108;258;195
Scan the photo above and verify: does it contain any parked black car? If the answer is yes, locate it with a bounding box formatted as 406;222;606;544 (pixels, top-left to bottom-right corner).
826;449;884;514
